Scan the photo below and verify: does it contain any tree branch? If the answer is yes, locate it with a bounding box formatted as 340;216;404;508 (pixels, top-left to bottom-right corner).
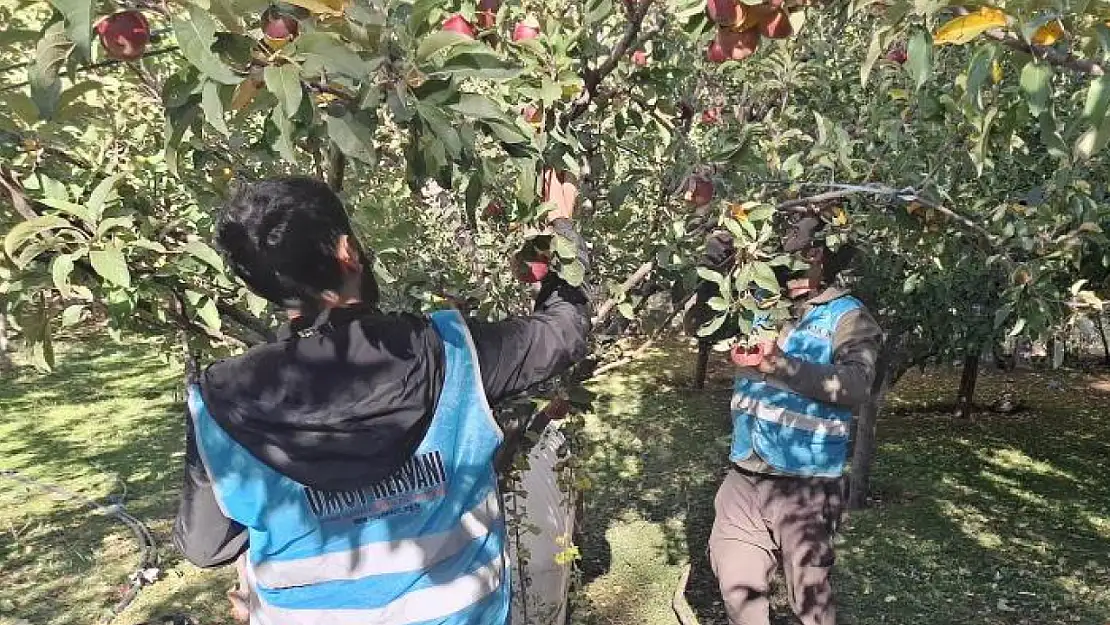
0;46;181;93
561;0;658;125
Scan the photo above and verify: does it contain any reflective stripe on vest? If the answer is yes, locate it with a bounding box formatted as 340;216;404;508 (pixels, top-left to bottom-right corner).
730;296;861;477
189;309;509;625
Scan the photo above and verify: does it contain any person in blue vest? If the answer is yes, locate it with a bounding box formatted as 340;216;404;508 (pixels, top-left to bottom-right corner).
685;215;882;625
172;170;588;625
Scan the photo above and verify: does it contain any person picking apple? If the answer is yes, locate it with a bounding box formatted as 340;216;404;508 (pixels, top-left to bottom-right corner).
684;214;882;625
172;168;588;625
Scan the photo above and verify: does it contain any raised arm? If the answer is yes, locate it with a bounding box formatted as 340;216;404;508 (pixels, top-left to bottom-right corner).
468;170;591;402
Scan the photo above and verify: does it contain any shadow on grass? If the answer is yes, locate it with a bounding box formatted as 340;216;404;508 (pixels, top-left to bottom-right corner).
0;339;199;624
575;346;1110;625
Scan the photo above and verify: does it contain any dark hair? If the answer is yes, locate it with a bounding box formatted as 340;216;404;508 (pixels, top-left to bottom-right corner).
215;176;377;308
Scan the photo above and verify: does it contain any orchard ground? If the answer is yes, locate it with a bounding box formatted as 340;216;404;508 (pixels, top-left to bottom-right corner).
1;339;1109;625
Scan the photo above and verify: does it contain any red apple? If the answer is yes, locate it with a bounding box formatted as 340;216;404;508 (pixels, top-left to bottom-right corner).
886;46;907;64
476;0;500;29
513;18;540;42
95;10;150;61
443;14;477;39
631;50;648;66
730;340;775;368
700;107;721;124
759;8;793;39
514;257;550;283
706;0;741;25
715;27;760;61
261;9;299;48
483;202;503;218
706;40;728;63
682;174;714;207
521;103;543;126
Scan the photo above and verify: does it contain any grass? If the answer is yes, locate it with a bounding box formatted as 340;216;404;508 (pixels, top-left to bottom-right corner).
573;345;1110;625
0;340;233;625
1;339;1108;625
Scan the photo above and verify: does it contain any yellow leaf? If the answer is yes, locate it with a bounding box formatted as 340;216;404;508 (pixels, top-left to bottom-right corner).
729;203;748;220
1031;20;1064;46
284;0;346;17
933;7;1009;45
992;59;1003;83
832;206;848;225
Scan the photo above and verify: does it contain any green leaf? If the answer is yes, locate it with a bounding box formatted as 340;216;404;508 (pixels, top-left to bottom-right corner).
197;298;222;331
696;313;727;338
585;0;614;25
4;216;73;261
861;27;886;86
965;45;994;111
29;22;72;120
264;64;303;119
293;33;368;79
1019;62;1053;117
51;253;75;297
37;198;92;225
416;31;472;62
1008;317;1026;337
696;267;726;285
164;102;200;176
246;291;269;317
409;0;439;32
1081;74;1110;124
707;296;728;312
482;119;530;145
1073;112;1110;161
201;80;231;136
540;77;560;106
432;50;523;81
89;243;130;288
617;302;635;319
749;261;780;292
326;113;376;164
61;304;84;327
46;0;92;61
85;173;122;222
173;6;243;85
553;234;576;260
271;105;298;163
907;28;933;90
96;216;134;238
448;93;510;122
993;303;1012;329
559;259;585;287
416;102;461;159
184;239;224;271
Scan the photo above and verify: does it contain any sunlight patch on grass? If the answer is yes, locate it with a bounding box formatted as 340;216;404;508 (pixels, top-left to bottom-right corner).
985;448;1077;481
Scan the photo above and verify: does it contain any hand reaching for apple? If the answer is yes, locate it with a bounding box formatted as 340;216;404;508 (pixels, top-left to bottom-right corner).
542;168;577;223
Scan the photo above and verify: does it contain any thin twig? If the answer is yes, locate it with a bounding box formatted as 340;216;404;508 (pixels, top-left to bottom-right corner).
0;46;181;93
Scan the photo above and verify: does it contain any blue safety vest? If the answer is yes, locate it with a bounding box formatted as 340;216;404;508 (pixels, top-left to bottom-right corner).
730;296;862;477
188;309;509;625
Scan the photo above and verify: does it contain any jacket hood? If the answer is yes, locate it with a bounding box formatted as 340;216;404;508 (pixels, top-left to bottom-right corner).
198;306;444;492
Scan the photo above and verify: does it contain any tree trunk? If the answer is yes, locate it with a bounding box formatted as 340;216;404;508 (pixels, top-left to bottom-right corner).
1096;313;1110;367
847;350;890;510
954;352;980;419
693;341;710;389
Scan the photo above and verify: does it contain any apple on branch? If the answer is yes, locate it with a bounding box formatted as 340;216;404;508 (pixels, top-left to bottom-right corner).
95;10;150;61
513;17;540;42
261;9;300;49
442;14;477;38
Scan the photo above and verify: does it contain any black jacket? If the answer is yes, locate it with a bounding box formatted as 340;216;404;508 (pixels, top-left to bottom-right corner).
172;220;590;568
